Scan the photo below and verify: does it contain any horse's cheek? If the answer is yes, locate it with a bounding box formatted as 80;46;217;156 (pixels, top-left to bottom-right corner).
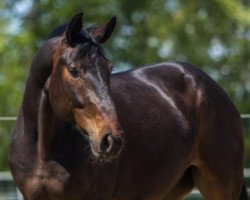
49;85;73;120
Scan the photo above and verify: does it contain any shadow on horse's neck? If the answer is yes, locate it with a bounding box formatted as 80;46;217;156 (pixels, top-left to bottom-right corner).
36;88;97;167
37;90;56;160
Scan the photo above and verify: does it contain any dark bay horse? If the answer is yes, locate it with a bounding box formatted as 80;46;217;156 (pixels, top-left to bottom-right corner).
9;13;247;200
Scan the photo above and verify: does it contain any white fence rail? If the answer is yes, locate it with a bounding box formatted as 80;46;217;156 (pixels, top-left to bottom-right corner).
0;117;17;121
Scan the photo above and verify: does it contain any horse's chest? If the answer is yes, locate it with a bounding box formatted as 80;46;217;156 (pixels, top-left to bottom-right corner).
23;162;70;200
22;160;111;200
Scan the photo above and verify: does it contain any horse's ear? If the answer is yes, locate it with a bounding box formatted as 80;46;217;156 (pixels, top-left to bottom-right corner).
90;16;116;43
66;12;83;46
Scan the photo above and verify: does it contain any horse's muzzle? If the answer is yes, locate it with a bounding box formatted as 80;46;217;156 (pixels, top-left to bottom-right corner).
97;132;125;160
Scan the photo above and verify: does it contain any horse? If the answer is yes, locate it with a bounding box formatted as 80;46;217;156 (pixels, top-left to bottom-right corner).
9;12;247;200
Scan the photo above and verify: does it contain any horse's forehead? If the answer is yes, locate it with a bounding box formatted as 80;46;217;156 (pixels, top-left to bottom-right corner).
51;31;104;68
60;46;97;64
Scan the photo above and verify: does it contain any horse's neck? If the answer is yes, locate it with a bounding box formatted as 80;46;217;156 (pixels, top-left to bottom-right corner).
21;41;54;140
37;90;56;160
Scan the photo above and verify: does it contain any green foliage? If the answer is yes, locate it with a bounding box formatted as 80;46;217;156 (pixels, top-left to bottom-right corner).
0;0;250;170
243;118;250;167
0;121;14;170
245;134;250;167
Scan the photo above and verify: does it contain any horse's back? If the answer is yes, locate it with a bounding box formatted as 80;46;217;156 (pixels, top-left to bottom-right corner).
111;61;242;144
111;61;243;163
110;62;244;199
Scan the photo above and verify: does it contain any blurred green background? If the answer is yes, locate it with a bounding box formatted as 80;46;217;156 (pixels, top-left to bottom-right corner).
0;0;250;173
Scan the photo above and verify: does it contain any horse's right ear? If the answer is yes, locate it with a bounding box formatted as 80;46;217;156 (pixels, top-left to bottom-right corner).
66;12;83;46
89;16;116;43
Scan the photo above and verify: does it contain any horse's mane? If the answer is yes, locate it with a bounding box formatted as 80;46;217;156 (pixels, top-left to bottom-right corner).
47;23;69;40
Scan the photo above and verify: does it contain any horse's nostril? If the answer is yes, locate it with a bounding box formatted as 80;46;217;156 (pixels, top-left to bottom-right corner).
114;136;124;146
100;133;113;153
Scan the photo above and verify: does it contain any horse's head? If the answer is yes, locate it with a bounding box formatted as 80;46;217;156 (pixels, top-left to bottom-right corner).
45;13;124;160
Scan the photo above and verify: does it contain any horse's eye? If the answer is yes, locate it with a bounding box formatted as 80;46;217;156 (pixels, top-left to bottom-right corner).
69;68;79;78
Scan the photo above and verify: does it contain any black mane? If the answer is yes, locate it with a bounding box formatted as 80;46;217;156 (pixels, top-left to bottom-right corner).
47;23;69;40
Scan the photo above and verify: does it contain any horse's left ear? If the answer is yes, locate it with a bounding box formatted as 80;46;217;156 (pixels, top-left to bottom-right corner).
66;12;83;46
90;16;116;43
